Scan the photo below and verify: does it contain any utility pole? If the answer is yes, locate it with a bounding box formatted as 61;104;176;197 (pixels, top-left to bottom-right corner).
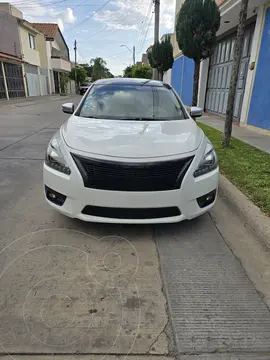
121;45;135;66
223;0;249;147
133;46;136;66
74;39;77;93
153;0;160;80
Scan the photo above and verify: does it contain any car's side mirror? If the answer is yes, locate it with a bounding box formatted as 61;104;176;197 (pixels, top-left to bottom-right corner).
190;106;203;119
62;103;74;114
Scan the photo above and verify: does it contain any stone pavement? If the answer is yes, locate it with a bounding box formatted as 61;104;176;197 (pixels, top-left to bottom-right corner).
198;114;270;154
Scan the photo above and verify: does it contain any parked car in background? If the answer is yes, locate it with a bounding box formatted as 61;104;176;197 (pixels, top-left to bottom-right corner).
44;78;219;224
79;82;91;95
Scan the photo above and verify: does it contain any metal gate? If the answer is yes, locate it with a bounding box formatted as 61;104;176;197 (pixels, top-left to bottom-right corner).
40;68;48;96
205;26;254;120
4;62;25;98
0;63;6;99
24;64;40;97
53;71;60;93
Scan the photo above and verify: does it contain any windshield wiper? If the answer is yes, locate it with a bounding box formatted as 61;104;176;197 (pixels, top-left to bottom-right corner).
119;117;154;121
82;115;101;118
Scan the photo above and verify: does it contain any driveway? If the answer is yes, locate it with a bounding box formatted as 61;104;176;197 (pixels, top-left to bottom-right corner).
0;96;270;360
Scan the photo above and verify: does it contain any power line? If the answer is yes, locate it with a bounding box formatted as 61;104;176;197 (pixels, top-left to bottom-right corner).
78;39;130;44
82;1;144;41
77;48;89;63
10;0;67;7
138;12;153;50
137;0;153;43
13;0;152;8
65;0;111;32
139;11;153;53
137;0;153;46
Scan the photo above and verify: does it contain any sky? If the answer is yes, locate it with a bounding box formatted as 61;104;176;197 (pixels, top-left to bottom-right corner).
1;0;176;75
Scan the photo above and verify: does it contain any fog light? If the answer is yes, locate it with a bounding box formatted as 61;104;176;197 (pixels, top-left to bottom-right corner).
197;190;216;208
45;186;66;206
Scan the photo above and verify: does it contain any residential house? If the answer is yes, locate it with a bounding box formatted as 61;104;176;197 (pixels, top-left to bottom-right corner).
32;23;71;94
0;3;25;100
0;3;71;100
141;53;149;66
171;0;270;131
18;19;49;96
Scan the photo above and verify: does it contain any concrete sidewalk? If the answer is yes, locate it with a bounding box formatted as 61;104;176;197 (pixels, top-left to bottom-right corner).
199;113;270;154
0;94;74;108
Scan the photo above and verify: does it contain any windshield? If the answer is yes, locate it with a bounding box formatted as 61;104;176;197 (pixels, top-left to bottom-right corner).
77;84;187;120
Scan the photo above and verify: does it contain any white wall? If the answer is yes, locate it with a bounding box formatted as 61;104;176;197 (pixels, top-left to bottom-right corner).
175;0;185;23
163;69;172;85
46;41;52;69
0;3;23;18
51;57;71;72
197;58;209;108
19;26;40;66
240;5;265;124
52;40;60;51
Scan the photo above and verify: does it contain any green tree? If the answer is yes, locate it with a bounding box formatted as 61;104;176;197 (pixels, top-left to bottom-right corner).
147;36;174;81
123;65;134;78
60;73;70;94
176;0;220;105
90;57;108;81
132;64;152;79
79;64;93;78
104;67;114;78
70;66;87;84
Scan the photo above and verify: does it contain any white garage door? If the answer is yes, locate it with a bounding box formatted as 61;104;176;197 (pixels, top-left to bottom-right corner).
24;64;40;97
205;25;254;120
40;68;48;96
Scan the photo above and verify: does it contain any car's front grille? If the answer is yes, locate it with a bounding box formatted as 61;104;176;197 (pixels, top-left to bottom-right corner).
71;154;194;192
82;205;181;219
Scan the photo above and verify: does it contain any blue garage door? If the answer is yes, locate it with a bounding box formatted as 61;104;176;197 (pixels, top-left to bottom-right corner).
247;8;270;130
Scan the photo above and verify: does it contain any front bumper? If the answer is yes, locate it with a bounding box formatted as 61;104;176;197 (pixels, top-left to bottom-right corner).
43;159;219;224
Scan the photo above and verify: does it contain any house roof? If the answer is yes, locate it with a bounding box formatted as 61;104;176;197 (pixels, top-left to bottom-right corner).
31;23;58;39
18;19;40;35
0;52;24;63
31;22;70;61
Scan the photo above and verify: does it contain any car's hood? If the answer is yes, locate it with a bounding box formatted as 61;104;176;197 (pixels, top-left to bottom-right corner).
62;116;203;158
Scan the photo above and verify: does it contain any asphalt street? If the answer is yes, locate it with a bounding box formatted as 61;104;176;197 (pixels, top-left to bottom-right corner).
0;96;270;360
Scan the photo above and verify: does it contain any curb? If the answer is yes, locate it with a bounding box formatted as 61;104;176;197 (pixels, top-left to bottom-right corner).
219;174;270;248
0;95;75;108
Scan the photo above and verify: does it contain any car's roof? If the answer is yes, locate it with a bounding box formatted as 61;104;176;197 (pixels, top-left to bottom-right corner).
94;78;169;87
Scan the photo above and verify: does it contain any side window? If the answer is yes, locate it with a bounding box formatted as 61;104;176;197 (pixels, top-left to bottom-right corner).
29;34;36;49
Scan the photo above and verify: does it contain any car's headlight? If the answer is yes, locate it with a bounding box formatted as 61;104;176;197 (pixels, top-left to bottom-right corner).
45;131;71;175
193;141;218;177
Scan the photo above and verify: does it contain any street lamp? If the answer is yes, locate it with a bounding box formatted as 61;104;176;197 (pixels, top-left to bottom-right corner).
120;45;135;66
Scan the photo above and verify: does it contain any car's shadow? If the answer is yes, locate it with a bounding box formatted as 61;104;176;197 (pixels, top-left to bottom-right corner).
53;209;210;242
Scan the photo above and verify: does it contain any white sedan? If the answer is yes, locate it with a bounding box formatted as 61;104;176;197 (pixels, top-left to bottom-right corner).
43;78;219;224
